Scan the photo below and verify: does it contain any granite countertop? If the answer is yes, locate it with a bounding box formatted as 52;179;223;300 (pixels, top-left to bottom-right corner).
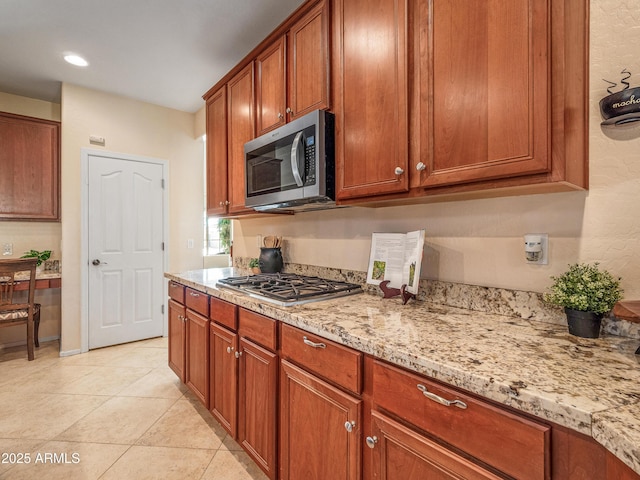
165;268;640;475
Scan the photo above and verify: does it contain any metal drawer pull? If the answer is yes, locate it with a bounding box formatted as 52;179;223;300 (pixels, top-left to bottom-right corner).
189;292;200;297
366;436;378;449
303;336;326;349
417;384;467;409
344;421;356;433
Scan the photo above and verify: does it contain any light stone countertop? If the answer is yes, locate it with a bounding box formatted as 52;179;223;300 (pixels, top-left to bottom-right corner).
165;268;640;475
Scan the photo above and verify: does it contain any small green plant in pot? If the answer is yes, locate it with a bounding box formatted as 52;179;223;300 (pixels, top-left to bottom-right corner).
20;249;52;267
543;263;623;338
249;258;260;274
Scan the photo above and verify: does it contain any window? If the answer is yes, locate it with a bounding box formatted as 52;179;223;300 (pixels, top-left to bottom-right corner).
204;217;231;256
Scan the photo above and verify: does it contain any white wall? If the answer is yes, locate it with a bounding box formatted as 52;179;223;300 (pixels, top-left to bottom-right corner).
60;84;204;353
233;0;640;299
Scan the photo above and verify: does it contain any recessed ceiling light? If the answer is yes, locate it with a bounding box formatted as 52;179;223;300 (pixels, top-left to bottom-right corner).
64;54;89;67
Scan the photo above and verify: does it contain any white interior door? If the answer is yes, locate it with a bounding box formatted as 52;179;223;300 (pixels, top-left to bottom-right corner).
88;154;165;349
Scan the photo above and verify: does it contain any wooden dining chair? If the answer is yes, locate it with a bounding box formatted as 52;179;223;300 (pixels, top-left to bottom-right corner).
0;258;40;361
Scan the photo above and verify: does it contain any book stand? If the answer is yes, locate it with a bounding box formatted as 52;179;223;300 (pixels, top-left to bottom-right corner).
379;280;416;305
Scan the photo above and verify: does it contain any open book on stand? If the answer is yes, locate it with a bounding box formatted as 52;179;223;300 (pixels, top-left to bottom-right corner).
366;230;425;295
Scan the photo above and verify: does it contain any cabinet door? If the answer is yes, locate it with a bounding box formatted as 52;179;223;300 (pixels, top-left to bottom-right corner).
333;0;409;200
369;411;502;480
185;308;210;408
206;86;228;216
209;322;238;437
280;359;361;480
287;0;330;121
0;112;60;220
414;0;549;188
227;63;255;215
256;37;286;136
168;299;186;382
238;338;278;480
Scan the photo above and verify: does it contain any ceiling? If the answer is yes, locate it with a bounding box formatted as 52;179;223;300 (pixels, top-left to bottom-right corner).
0;0;306;113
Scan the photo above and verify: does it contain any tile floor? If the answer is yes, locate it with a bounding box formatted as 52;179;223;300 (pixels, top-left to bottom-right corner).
0;338;268;480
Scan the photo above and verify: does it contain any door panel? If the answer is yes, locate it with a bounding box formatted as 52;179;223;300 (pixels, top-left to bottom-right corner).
88;154;164;349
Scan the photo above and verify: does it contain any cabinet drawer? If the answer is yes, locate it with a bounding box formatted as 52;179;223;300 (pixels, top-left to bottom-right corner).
238;308;277;351
168;281;185;303
210;296;238;331
372;360;549;480
280;323;362;395
185;288;209;316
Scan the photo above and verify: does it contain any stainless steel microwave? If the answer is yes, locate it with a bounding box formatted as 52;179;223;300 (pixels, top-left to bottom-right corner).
244;110;335;212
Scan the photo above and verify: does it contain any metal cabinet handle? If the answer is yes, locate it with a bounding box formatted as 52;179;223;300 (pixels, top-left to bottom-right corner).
417;384;467;409
286;107;292;114
225;200;230;206
344;421;356;433
278;112;284;120
416;162;426;171
303;336;326;349
235;350;243;358
226;346;234;354
366;436;378;449
394;167;404;175
189;292;200;297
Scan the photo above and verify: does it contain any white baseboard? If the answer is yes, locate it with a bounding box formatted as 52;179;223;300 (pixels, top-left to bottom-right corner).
59;348;82;357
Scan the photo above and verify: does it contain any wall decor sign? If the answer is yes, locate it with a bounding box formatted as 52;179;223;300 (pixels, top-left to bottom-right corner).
600;69;640;126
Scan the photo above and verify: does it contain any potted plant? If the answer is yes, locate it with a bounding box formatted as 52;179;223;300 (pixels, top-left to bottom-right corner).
20;249;52;269
543;263;623;338
249;258;260;274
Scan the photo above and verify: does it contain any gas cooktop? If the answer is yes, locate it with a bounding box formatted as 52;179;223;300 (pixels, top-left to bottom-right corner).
217;273;363;306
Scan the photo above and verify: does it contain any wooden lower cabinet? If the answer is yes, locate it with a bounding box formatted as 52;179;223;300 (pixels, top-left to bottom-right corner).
369;411;501;480
238;338;279;479
280;359;361;480
185;308;210;408
209;322;238;436
168;299;186;382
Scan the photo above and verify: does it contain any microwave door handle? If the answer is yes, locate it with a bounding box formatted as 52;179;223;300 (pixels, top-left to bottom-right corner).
290;131;305;187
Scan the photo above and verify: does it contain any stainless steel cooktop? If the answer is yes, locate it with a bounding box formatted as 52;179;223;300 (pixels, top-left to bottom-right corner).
217;273;363;306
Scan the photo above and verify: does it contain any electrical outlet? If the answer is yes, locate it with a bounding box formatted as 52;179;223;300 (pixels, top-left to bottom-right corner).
3;243;12;256
187;239;194;249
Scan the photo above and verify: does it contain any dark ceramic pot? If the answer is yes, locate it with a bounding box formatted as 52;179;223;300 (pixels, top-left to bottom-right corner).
259;247;283;273
564;307;603;338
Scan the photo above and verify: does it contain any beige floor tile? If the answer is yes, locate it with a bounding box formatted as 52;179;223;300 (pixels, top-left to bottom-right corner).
56;396;177;444
107;347;168;368
0;393;108;440
201;449;269;480
57;344;134;367
5;364;99;395
53;365;152;395
0;438;46;475
100;445;214;480
0;440;128;480
131;337;167;348
117;367;188;399
137;398;227;450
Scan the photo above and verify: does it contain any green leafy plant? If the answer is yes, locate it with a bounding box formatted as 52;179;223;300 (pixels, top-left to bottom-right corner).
218;218;231;254
20;249;52;267
249;258;259;268
543;263;623;314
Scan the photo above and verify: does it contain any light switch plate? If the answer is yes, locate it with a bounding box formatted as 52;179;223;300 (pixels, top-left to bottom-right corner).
3;243;13;256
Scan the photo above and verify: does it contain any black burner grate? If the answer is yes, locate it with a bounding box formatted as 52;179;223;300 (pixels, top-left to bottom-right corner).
218;273;363;304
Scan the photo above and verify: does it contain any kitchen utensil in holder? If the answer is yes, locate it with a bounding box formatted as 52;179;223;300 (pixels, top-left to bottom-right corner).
259;247;283;273
379;280;415;305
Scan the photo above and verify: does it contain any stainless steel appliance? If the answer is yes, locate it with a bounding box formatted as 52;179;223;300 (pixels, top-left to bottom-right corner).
244;110;335;212
217;273;362;306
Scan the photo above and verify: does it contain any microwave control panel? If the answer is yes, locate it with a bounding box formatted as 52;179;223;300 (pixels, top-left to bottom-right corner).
304;135;316;186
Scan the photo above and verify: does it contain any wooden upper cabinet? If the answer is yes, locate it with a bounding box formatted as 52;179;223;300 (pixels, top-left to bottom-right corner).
255;0;329;136
256;37;287;135
226;63;255;215
413;0;550;188
332;0;410;200
206;86;228;216
0;112;60;221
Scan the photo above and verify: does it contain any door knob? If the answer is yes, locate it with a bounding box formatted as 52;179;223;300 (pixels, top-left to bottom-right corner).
92;259;107;266
416;162;426;171
394;167;404;175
